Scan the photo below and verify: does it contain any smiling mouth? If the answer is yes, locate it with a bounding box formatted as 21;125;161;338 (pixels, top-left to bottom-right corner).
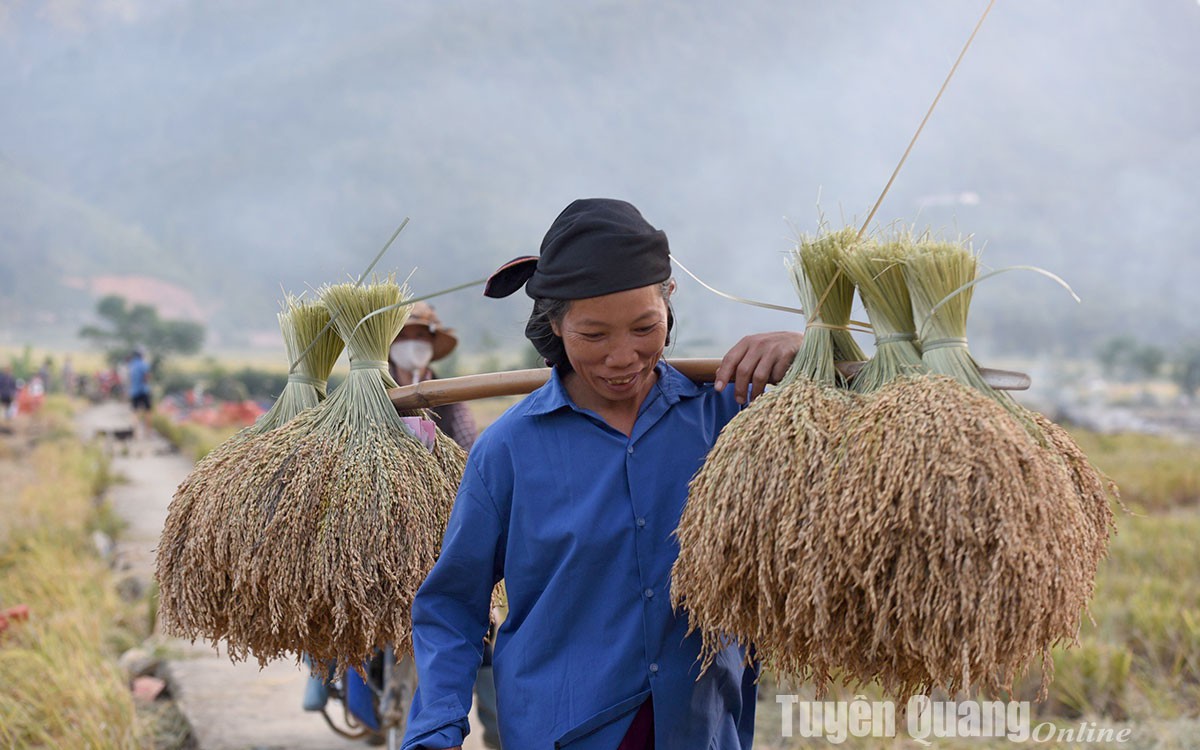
604;373;638;386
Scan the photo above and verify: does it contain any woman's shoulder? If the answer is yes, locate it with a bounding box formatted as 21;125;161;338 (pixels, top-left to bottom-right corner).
659;363;742;419
469;387;550;454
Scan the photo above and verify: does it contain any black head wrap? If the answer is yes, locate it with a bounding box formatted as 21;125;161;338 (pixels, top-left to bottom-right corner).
484;198;674;368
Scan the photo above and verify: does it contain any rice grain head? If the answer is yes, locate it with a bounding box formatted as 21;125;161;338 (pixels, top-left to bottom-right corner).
672;379;854;672
215;278;467;676
805;376;1103;698
156;294;342;641
674;228;864;672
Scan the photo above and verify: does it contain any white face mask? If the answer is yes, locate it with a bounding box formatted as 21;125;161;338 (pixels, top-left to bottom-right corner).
390;339;434;373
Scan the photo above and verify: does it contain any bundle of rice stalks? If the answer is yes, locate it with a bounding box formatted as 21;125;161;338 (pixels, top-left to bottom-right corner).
902;237;1040;436
781;227;868;386
805;234;1113;697
837;238;927;393
157;296;343;641
677;225;1115;701
672;227;864;668
223;279;466;675
818;376;1098;697
903;236;1116;641
1037;418;1118;580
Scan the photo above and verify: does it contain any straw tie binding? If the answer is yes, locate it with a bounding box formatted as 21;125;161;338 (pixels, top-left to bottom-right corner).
922;337;969;352
287;373;326;387
350;360;390;371
805;321;853;332
875;332;917;346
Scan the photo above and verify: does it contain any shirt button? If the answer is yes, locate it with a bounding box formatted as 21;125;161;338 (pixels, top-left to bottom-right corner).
627;445;635;455
636;517;646;528
644;588;654;599
649;663;659;674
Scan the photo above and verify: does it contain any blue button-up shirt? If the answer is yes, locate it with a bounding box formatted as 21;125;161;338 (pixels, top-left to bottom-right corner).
403;362;758;749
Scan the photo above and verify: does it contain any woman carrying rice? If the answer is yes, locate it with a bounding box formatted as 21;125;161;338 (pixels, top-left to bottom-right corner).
403;198;802;750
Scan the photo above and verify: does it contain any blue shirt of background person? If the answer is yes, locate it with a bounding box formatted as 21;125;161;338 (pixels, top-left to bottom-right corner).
128;350;150;398
401;199;803;750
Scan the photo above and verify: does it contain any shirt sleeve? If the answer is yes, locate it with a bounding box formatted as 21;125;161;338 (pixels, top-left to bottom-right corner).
402;455;506;749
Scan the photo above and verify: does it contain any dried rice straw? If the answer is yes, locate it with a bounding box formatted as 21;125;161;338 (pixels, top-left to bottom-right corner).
224;278;466;676
902;236;1045;440
781;227;868;386
903;235;1116;631
819;375;1099;698
672;227;863;672
903;234;1117;543
156;296;343;641
805;233;1114;698
837;238;927;393
676;225;1115;702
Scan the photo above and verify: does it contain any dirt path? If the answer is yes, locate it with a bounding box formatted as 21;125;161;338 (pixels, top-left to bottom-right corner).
77;402;487;750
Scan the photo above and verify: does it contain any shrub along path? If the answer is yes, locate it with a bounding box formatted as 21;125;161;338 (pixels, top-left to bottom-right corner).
76;401;486;750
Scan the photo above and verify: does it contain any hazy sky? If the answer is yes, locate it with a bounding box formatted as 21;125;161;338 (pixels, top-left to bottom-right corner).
2;0;1198;359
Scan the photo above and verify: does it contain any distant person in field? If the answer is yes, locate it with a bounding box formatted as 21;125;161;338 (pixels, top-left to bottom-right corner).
62;356;76;396
0;364;16;420
38;357;53;393
127;348;153;437
388;301;479;451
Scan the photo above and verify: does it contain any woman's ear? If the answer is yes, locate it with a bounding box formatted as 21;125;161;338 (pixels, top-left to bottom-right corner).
550;319;562;338
667;278;677;298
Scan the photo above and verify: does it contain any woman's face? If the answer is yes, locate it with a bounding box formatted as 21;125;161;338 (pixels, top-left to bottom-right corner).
552;282;671;411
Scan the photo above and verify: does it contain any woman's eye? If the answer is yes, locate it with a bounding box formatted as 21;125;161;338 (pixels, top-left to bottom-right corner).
580;332;605;341
635;326;657;334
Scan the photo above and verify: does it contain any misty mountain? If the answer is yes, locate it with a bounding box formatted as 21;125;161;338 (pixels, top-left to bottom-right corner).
1;0;1197;360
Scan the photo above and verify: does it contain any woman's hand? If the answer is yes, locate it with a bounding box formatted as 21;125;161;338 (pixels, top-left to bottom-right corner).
714;331;804;404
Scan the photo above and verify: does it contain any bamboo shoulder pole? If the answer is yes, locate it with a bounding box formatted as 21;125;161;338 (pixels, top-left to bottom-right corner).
388;358;1030;411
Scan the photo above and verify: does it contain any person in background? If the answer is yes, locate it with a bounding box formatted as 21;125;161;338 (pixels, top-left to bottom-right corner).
62;356;76;396
388;302;499;747
0;364;16;420
389;302;478;451
127;347;153;437
37;357;53;393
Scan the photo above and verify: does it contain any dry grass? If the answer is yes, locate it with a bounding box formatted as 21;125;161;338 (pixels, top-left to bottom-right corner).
0;409;147;748
1064;430;1200;513
150;413;239;461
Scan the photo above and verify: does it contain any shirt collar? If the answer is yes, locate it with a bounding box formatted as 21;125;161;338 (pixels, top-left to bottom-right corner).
522;360;702;418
